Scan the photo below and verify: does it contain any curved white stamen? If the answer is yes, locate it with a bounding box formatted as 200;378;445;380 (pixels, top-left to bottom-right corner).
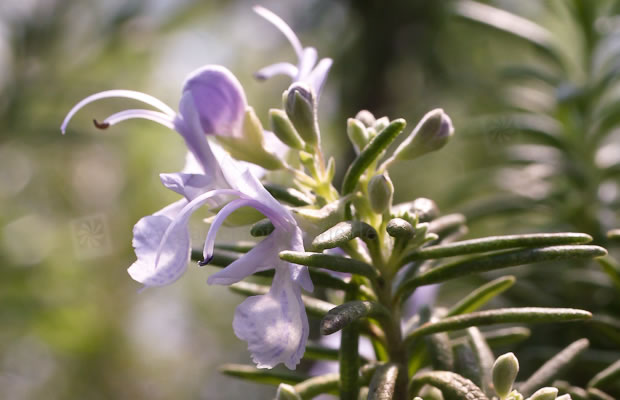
202;198;258;262
154;188;242;268
297;47;318;81
61;90;176;134
255;62;299;80
102;109;176;130
253;6;304;61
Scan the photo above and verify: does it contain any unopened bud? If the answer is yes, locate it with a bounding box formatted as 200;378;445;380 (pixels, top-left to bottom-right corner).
493;352;520;400
528;387;558;400
386;218;415;239
368;174;394;214
285;83;319;146
275;384;301;400
393;108;454;160
355;109;376;127
555;395;571;400
347;118;369;153
269;109;305;150
373;116;390;134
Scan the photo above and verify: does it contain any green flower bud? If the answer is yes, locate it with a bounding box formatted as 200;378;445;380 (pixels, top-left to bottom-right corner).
355;109;376;127
555;395;571;400
269;108;305;150
393;108;454;160
527;387;558;400
368;174;394;214
285;83;319;146
373;116;390;134
386;218;415;239
347;117;369;153
393;197;439;223
275;384;301;400
493;352;520;399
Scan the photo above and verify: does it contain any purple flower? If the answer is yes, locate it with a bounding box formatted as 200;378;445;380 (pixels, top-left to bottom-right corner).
253;6;332;97
61;65;313;369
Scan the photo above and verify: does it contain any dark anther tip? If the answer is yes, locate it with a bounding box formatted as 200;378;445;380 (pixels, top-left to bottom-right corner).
198;255;213;267
93;119;110;129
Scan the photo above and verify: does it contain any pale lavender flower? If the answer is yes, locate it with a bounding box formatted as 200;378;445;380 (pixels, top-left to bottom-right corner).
61;65;313;369
253;6;333;97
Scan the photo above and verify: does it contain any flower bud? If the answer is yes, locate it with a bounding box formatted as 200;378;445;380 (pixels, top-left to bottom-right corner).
368;174;394;214
373;116;390;135
275;384;301;400
393;197;439;223
393;108;454;160
492;352;520;400
527;387;558;400
269;108;305;150
386;218;415;239
347;118;369;153
285;83;319;146
355;109;376;127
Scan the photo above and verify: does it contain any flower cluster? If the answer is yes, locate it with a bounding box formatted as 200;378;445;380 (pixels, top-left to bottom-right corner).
61;7;330;370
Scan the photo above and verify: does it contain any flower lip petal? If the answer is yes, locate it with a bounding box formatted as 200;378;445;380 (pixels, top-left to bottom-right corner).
253;6;304;61
154;188;242;269
181;65;247;138
61;89;176;134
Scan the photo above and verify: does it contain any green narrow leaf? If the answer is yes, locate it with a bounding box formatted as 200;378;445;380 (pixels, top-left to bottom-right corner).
215;241;256;253
453;0;562;66
446;276;516;317
405;233;592;261
551;381;587;400
219;364;307;386
425;332;454;371
405;308;591;346
597;256;620;292
467;327;494;395
321;301;390;335
312;221;378;251
280;251;379;280
518;338;590;396
250;218;275;237
607;229;620;240
409;371;489;400
587;359;620;390
294;373;340;399
482;327;531;347
303;343;340;361
454;342;483;388
367;363;399;400
341;119;406;195
264;183;312;206
229;281;335;318
427;213;466;235
397;245;607;297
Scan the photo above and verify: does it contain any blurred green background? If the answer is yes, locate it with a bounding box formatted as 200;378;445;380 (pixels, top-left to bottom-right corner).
1;0;619;399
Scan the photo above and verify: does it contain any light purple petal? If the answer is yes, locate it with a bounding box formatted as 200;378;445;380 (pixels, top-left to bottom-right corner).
154;188;242;268
255;62;299;80
61;89;176;134
128;199;190;287
175;92;226;179
286;227;313;292
307;58;333;98
233;266;309;369
159;172;216;201
180;65;247;138
297;47;318;81
207;233;280;285
253;6;303;61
